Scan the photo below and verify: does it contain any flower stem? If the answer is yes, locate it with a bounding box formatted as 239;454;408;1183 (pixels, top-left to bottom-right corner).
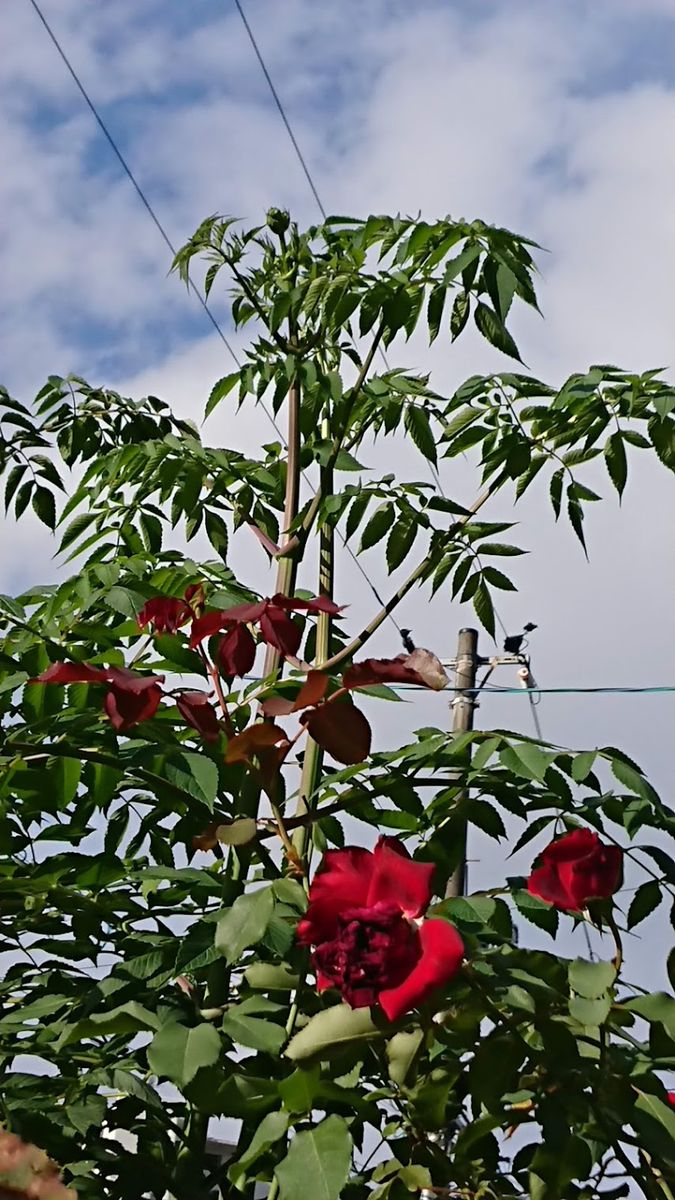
607;910;624;975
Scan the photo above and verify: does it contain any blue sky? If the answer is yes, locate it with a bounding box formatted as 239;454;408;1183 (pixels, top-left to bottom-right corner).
1;0;675;981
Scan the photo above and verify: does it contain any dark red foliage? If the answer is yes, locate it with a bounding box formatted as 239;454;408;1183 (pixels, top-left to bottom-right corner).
218;624;256;677
297;837;463;1021
304;698;372;765
138;596;190;635
527;828;623;911
175;691;221;742
343;651;447;691
104;682;163;731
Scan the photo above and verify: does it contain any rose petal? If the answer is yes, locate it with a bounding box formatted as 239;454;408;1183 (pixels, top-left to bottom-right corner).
378;917;464;1022
367;837;435;919
296;847;374;945
540;827;598;863
527;864;578;910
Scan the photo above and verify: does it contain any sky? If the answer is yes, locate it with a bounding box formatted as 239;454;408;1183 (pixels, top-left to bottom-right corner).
1;0;675;987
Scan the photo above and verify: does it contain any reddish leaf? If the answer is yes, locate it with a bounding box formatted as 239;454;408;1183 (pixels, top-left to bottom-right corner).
405;648;448;691
342;655;423;690
105;667;165;693
104;683;163;730
137;596;189;634
225;722;289;764
293;670;330;710
189;611;230;648
305;699;372;765
217;599;267;623
219;623;256;676
261;696;295;717
259;605;302;657
273;593;344;615
176;691;221;742
184;582;205;610
31;662;107;686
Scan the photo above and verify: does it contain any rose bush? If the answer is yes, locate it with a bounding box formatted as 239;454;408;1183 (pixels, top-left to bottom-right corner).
297;836;464;1020
527;827;622;911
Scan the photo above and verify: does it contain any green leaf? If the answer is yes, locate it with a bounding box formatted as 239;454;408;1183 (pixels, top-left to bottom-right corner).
245;963;300;990
450;291;470;340
221;1008;286;1053
474;302;522;361
205;372;239;419
165;752;218;809
569;995;611;1025
473;579;495;639
31;485;56;530
500;743;555;783
482;566;517;592
360;504;394;552
624;992;675;1039
513;890;559;936
58;512;97;554
147;1021;221;1087
569;958;617;998
215;887;274;964
404;405;437;465
627;880;662;929
570;750;596;782
217;818;258;846
386;518;416;572
386;1028;424;1086
333;449;365;471
204;509;229;560
633;1090;675;1164
605;431;627;498
285;1003;382;1062
228;1111;289;1189
275;1115;352;1200
427;283;446;343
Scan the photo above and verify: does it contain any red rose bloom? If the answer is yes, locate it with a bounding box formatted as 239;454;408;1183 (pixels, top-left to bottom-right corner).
668;1092;675;1107
297;837;464;1021
527;828;622;911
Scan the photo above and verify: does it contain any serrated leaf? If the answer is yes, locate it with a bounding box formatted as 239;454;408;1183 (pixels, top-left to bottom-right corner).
31;485;56;530
605;431;627;498
205;372;240;419
165;753;218;809
386;517;416;571
228;1111;289;1189
427;283;446;343
221;1008;286;1053
285;1004;382;1062
450;291;470;340
404;405;437;465
473;580;495;638
474;302;522;362
627;880;662;929
275;1116;352;1200
147;1021;221;1087
215;887;274;964
568;958;617;998
360;504;394;552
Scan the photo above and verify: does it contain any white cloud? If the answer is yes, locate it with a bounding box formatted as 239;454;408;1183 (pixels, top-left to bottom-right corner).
1;0;674;985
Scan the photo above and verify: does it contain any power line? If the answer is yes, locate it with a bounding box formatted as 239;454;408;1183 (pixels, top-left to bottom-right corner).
26;0;244;374
25;0;404;638
232;0;326;220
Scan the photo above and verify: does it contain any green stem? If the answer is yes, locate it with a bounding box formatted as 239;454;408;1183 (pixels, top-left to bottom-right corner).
261;373;301;679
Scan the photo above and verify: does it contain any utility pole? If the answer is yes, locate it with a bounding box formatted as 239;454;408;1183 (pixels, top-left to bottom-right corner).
445;627;479;898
